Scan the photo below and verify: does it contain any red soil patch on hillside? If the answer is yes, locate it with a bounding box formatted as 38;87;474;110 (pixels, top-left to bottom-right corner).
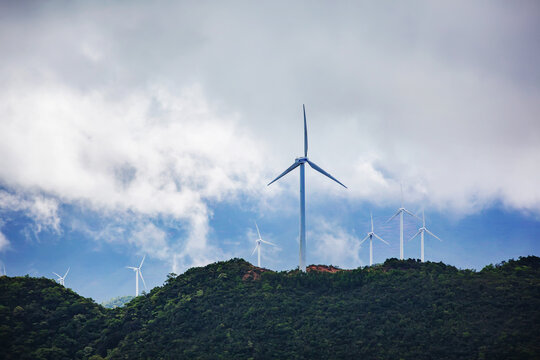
242;267;271;281
242;264;346;281
307;265;344;273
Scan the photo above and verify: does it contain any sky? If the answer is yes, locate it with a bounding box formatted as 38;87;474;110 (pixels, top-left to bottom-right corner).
0;1;539;303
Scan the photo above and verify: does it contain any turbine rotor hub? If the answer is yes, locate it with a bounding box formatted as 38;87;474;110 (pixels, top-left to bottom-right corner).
295;157;308;163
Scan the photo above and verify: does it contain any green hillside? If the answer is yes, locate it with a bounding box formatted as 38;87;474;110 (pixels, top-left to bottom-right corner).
1;256;539;359
0;275;109;359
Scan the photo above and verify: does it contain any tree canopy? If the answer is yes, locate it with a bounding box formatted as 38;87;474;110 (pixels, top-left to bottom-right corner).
1;256;539;359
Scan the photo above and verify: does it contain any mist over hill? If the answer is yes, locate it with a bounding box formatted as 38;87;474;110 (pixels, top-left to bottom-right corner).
1;257;539;359
101;296;135;309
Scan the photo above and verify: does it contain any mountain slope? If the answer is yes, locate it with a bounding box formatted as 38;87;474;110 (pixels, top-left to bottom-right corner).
1;256;539;359
106;257;540;360
0;275;109;360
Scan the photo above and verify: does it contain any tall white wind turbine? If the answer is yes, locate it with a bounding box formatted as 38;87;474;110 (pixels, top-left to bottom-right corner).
360;212;389;266
410;209;442;262
251;222;276;268
268;105;347;272
386;184;419;260
127;255;147;297
53;267;70;286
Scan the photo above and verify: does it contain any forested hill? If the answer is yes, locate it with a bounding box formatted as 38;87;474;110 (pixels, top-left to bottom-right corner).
1;257;539;360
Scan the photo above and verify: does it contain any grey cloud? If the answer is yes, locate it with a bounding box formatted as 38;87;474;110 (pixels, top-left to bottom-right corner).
0;1;539;234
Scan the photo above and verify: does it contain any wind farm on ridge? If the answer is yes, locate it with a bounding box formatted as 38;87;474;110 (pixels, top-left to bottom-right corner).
47;104;446;295
257;104;443;271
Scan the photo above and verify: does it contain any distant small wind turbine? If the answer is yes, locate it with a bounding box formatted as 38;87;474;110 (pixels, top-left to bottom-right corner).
251;222;276;268
360;212;390;266
268;105;347;272
2;264;6;276
127;255;147;297
409;209;442;262
53;267;70;286
386;184;419;260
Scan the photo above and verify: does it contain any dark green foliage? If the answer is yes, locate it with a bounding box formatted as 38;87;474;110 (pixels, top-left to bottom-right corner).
0;276;110;360
1;256;539;359
101;296;135;309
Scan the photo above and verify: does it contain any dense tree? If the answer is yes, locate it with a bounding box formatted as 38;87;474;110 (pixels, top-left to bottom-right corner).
1;256;539;359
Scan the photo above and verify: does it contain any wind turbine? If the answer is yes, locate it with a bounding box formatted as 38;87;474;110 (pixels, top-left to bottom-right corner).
268;105;347;272
386;184;419;260
251;222;276;267
127;255;147;296
410;209;442;262
360;212;390;266
53;267;70;286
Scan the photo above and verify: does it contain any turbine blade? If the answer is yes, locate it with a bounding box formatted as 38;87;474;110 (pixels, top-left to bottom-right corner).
409;229;421;242
303;104;308;157
139;270;147;290
403;208;421;220
426;229;442;241
386;210;400;223
260;239;276;246
374;233;389;245
64;267;70;278
251;244;258;256
254;221;262;239
370;211;374;232
359;234;370;245
127;266;137;270
306;160;347;188
52;272;61;278
267;162;300;186
139;254;146;268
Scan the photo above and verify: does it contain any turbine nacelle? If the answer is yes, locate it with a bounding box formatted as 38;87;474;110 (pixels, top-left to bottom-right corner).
251;222;276;267
267;105;347;271
410;210;442;262
127;255;147;296
53;267;70;286
359;213;389;266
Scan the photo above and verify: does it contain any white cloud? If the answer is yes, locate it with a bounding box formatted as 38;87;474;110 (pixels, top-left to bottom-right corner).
1;1;538;217
0;191;60;234
0;83;264;270
0;1;539;269
0;232;9;252
310;219;362;268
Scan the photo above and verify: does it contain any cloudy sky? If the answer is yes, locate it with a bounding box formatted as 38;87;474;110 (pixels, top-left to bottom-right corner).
0;1;539;302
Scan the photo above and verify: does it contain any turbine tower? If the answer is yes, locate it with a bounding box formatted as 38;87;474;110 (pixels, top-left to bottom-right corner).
410;209;442;262
386;184;419;260
53;267;70;286
127;255;147;296
251;222;276;267
268;105;347;272
360;212;389;266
